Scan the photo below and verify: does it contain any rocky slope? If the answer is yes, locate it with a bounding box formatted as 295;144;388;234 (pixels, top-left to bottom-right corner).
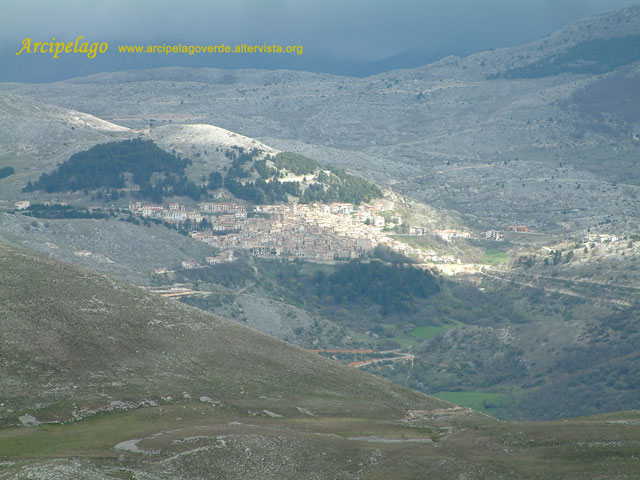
3;6;639;232
2;243;640;479
0;242;446;430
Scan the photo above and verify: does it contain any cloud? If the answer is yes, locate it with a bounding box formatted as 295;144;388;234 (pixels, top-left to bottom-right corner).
1;0;639;66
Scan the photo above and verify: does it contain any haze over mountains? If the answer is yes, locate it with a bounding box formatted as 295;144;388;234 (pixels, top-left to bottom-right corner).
1;5;640;478
3;5;640;233
1;0;639;82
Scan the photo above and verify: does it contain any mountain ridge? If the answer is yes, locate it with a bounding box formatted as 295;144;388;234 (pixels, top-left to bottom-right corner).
0;241;444;424
3;241;640;479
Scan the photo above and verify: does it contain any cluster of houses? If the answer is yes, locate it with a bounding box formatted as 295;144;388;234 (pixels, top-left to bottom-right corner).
585;233;619;243
130;200;392;263
190;203;380;262
128;201;247;229
409;226;471;242
130;199;468;267
410;225;531;243
484;226;533;241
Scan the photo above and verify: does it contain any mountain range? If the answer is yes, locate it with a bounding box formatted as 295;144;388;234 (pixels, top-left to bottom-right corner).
1;5;640;478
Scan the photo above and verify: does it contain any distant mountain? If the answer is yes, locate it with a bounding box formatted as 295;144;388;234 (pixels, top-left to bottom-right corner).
358;48;448;77
0;91;132;204
0;91;130;157
6;4;640;232
0;45;439;83
2;6;640;447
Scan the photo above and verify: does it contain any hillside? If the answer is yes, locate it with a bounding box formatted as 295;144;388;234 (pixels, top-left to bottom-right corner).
160;250;640;421
0;89;637;424
150;123;279;173
0;91;133;206
221;150;381;204
0;2;639;434
2;243;640;479
17;128;381;205
0;243;439;421
4;6;640;232
23;138;192;195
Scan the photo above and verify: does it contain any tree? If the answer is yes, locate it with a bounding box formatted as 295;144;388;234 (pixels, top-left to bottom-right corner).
208;171;223;190
0;166;14;179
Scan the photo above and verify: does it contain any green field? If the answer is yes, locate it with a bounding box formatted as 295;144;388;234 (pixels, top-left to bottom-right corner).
432;391;510;416
482;249;509;266
388;324;457;348
389;335;419;348
410;324;457;340
0;404;439;459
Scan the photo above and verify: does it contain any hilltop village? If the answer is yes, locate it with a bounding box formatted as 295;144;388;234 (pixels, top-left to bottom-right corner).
127;198;467;270
17;193;627;279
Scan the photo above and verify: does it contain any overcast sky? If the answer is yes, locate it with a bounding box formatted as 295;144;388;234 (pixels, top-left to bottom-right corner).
1;0;639;80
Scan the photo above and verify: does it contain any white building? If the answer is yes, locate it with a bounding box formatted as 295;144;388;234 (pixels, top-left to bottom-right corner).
373;216;385;227
181;259;201;269
485;230;505;241
435;230;471;242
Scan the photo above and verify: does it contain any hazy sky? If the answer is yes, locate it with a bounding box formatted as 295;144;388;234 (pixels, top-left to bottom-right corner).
1;0;639;80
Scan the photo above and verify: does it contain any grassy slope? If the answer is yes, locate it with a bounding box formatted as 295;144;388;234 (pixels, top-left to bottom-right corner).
1;243;640;478
173;256;640;421
0;243;442;422
431;391;510;416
